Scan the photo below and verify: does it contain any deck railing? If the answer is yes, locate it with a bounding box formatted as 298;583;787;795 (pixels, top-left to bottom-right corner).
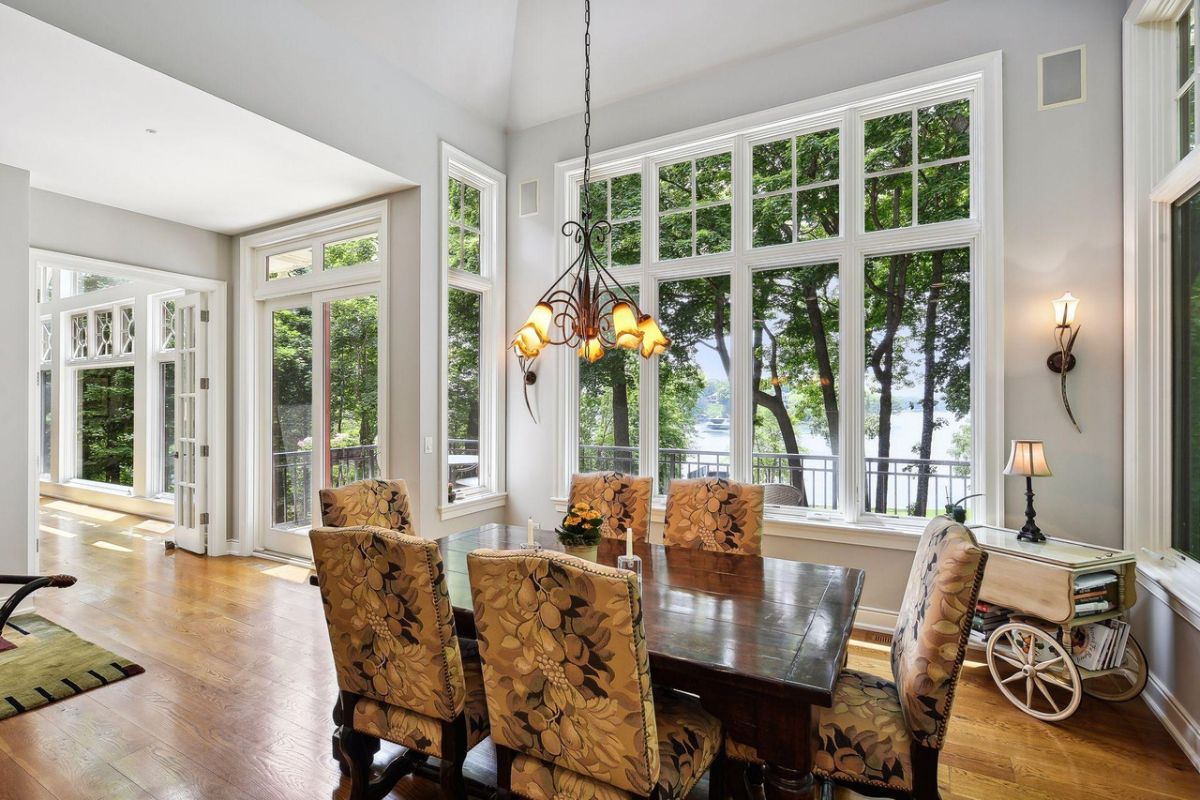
272;445;380;528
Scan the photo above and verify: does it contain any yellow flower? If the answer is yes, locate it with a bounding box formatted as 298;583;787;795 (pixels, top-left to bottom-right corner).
575;502;591;512
566;516;581;526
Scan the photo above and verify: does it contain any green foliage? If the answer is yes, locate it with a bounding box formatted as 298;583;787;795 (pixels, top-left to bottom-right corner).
324;234;379;269
271;307;313;452
447;288;481;440
448;177;482;274
78;367;135;486
327;296;379;446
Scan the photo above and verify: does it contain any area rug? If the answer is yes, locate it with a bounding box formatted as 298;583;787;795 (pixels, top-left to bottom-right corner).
0;613;144;720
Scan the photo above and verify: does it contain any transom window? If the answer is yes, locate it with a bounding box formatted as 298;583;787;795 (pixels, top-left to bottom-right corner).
559;59;999;531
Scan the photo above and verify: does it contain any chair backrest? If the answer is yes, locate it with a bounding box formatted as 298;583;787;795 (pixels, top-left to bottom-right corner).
568;472;652;542
319;478;414;532
467;549;659;796
663;477;764;555
890;516;987;750
310;525;465;722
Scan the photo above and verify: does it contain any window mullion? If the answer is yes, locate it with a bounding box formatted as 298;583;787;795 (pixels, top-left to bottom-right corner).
842;107;865;523
731;134;752;484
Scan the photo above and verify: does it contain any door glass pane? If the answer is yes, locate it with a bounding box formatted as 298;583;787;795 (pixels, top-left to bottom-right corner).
271;306;313;528
1172;188;1200;562
77;366;135;487
324;294;380;488
863;247;972;518
579;287;640;473
447;288;482;496
39;369;52;476
752;264;840;510
656;275;732;492
161;361;176;494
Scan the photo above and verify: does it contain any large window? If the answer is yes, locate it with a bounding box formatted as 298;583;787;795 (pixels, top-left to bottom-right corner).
1173;189;1200;562
559;58;1000;530
441;145;506;514
77;367;136;487
1180;2;1198;158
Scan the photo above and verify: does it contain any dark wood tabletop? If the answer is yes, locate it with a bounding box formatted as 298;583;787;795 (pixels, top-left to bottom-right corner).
439;523;865;800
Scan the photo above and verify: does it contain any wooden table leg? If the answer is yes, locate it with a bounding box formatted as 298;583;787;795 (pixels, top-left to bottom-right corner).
757;699;816;800
764;765;815;800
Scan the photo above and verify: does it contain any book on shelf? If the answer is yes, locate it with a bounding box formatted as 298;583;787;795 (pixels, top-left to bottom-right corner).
1073;599;1115;615
1074;571;1119;592
1070;619;1130;671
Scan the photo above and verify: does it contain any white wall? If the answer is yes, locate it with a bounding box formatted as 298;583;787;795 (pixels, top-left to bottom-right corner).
2;0;511;538
0;163;32;578
505;0;1126;615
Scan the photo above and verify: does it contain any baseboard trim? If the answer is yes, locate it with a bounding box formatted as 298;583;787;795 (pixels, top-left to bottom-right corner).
1143;671;1200;774
854;605;899;634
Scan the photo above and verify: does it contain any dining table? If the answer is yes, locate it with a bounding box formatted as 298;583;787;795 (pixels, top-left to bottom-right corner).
439;523;865;800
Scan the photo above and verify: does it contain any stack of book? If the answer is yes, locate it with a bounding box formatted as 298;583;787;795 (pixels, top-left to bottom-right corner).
1070;618;1131;671
969;601;1010;645
1073;571;1118;616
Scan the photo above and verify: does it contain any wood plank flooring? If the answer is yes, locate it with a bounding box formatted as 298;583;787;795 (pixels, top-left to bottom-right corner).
2;499;1198;800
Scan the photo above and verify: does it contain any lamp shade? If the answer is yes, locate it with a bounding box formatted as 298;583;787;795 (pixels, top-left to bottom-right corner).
637;314;669;358
511;323;544;358
612;302;643;349
1003;439;1052;477
525;302;554;342
1051;292;1079;327
578;336;604;363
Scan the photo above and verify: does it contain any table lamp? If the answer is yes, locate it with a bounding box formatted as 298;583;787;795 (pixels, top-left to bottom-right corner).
1004;440;1052;543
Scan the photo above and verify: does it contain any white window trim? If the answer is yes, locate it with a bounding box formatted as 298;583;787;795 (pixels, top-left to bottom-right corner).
237;200;390;558
554;52;1004;539
1125;0;1200;616
30;250;228;543
438;143;507;519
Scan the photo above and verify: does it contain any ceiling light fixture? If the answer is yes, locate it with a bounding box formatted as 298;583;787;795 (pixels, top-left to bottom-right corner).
511;0;668;374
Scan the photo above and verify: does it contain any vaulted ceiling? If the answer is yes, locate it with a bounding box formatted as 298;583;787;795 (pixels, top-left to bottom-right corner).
295;0;947;131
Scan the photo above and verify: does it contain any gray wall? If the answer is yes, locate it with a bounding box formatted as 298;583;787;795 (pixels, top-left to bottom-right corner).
505;0;1126;616
0;164;32;578
2;0;511;538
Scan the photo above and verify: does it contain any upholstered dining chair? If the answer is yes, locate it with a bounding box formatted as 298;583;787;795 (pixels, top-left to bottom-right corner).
467;548;727;800
809;516;988;800
318;477;414;532
663;477;764;555
310;526;489;800
568;471;652;542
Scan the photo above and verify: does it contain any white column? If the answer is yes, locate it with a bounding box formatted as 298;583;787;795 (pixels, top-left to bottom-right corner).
0;163;33;578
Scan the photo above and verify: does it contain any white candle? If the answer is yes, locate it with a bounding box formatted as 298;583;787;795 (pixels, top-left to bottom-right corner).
626;527;633;558
527;517;535;545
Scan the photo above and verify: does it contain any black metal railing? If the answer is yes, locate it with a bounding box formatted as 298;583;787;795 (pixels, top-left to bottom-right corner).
272;445;381;528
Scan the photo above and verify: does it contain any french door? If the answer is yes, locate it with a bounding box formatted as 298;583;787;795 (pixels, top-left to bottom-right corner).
173;293;209;554
260;284;381;558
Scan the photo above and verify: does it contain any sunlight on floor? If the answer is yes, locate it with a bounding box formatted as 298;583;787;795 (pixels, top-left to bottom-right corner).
134;519;175;535
91;540;133;553
261;564;313;583
38;525;77;539
44;500;126;523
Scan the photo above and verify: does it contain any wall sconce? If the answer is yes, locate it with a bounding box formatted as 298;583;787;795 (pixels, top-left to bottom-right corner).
1046;292;1081;432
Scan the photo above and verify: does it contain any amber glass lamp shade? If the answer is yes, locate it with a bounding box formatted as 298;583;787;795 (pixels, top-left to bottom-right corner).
578;337;604;363
526;302;554;341
637;315;669;358
1003;440;1052;477
612;302;642;350
512;323;544;358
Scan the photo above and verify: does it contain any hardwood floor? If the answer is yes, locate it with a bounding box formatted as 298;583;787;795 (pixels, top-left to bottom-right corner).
3;498;1198;799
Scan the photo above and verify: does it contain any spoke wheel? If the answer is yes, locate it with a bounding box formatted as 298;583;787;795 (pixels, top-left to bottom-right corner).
986;622;1082;721
1082;634;1148;702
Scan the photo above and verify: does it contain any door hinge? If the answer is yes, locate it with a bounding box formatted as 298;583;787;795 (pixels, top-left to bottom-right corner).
200;444;209;457
199;309;209;323
199;512;209;526
199;377;209;390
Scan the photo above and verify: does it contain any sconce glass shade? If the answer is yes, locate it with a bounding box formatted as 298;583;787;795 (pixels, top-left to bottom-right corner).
1003;439;1053;477
637;315;670;358
1052;292;1079;327
612;302;643;349
578;337;604;363
512;323;544;358
526;302;554;341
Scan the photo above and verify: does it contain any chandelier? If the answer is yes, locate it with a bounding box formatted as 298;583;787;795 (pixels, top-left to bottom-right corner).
511;0;668;366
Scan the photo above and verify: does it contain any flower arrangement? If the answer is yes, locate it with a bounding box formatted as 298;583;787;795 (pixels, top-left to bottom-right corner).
557;501;603;547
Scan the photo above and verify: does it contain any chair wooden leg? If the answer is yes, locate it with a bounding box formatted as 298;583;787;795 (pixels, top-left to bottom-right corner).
815;775;834;800
494;743;515;800
338;713;373;800
333;694;377;776
911;742;941;800
439;717;469;800
708;746;729;800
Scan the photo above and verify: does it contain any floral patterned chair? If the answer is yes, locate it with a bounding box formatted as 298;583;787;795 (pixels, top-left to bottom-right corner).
466;548;727;800
810;516;988;800
310;526;489;800
318;478;414;531
663;477;764;556
568;471;652;542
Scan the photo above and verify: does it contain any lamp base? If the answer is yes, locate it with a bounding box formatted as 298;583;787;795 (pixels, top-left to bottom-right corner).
1016;525;1046;544
1018;477;1047;543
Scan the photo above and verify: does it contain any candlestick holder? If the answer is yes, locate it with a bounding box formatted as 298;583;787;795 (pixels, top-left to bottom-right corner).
616;553;642;587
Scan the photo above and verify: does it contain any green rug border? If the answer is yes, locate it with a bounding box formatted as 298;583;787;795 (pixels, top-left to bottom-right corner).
0;613;144;721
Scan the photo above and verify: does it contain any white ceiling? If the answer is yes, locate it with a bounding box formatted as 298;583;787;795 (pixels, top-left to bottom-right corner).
297;0;946;131
0;4;410;235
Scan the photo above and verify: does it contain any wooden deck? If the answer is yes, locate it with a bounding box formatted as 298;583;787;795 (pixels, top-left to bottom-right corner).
1;499;1197;800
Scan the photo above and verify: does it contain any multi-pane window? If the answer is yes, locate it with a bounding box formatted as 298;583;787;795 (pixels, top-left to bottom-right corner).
70;313;88;359
324;233;379;270
579;286;640;473
561;66;995;528
266;247;313;281
1172;190;1200;562
40;319;52;363
442;147;505;510
752;264;840;509
1181;3;1198;158
580;174;642;266
863;247;972;518
752;129;840;246
62;270;130;298
77;366;136;487
119;305;135;356
161;362;176;493
448;177;482;275
95;310;114;357
161;299;177;350
658;153;733;260
864;99;970;230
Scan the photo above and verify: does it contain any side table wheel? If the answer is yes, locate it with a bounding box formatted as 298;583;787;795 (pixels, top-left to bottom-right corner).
1082;634;1149;702
986;621;1082;722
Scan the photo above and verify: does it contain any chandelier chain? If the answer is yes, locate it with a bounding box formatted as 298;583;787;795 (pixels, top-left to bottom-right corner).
581;0;592;219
